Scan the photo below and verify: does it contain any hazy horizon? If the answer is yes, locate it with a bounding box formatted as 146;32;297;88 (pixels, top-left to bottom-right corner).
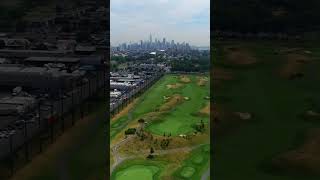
111;0;210;47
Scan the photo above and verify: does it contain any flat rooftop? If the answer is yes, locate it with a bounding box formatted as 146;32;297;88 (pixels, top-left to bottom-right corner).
25;57;80;63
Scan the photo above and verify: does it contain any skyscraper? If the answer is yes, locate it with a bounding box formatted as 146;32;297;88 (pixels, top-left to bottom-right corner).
163;38;166;48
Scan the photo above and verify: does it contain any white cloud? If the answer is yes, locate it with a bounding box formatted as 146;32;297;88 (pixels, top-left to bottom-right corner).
111;0;210;46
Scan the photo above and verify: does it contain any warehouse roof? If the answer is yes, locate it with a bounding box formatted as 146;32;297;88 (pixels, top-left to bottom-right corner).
25;57;80;63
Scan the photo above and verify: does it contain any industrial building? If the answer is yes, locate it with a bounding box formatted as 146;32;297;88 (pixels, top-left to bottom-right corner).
0;53;106;178
109;63;165;116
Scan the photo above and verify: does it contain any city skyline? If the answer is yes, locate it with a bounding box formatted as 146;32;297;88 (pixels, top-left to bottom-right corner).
113;34;192;46
111;0;210;47
114;34;193;51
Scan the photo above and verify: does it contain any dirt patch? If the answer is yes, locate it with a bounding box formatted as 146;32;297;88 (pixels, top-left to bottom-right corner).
197;76;208;86
159;94;184;112
166;83;183;89
199;103;210;116
212;103;252;135
224;46;257;65
279;53;311;79
119;130;209;156
272;8;287;17
233;112;252;120
272;129;320;174
302;110;320;122
180;75;191;83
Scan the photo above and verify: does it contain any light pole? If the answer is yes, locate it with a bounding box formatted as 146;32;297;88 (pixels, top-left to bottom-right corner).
71;89;75;126
60;89;64;132
9;131;15;177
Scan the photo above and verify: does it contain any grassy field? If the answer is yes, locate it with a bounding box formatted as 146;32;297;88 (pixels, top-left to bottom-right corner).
111;160;165;180
173;144;210;179
115;165;159;180
146;75;209;136
111;74;210;140
214;40;320;179
111;74;210;179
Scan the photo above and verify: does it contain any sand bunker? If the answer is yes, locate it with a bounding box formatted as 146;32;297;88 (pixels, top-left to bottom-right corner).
166;83;183;89
306;110;320;117
224;46;257;65
234;112;252;120
180;75;191;83
280;53;311;79
197;77;208;86
272;129;320;173
160;94;184;111
199;103;210;116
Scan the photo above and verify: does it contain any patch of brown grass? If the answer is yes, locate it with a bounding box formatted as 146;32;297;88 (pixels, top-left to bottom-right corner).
119;130;209;156
156;151;191;179
197;76;208;86
180;75;191;83
199;103;210;116
166;83;183;89
272;129;320;173
279;53;311;78
112;98;138;122
224;46;257;65
159;94;184;112
272;8;287;17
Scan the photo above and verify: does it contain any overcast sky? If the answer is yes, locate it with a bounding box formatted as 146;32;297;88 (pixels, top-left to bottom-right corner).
111;0;210;47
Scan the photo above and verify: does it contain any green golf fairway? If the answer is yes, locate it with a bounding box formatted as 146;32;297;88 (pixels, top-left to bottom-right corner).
111;74;210;179
111;74;209;139
214;41;320;179
146;75;210;136
115;165;159;180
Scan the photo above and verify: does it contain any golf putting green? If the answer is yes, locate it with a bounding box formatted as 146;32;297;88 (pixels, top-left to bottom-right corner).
180;166;196;178
192;154;204;164
115;165;159;180
174;144;210;179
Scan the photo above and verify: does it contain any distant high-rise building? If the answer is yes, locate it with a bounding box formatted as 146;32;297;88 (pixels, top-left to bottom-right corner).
149;34;152;43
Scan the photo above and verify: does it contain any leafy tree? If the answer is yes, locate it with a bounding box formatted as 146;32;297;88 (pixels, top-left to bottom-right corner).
124;128;136;135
